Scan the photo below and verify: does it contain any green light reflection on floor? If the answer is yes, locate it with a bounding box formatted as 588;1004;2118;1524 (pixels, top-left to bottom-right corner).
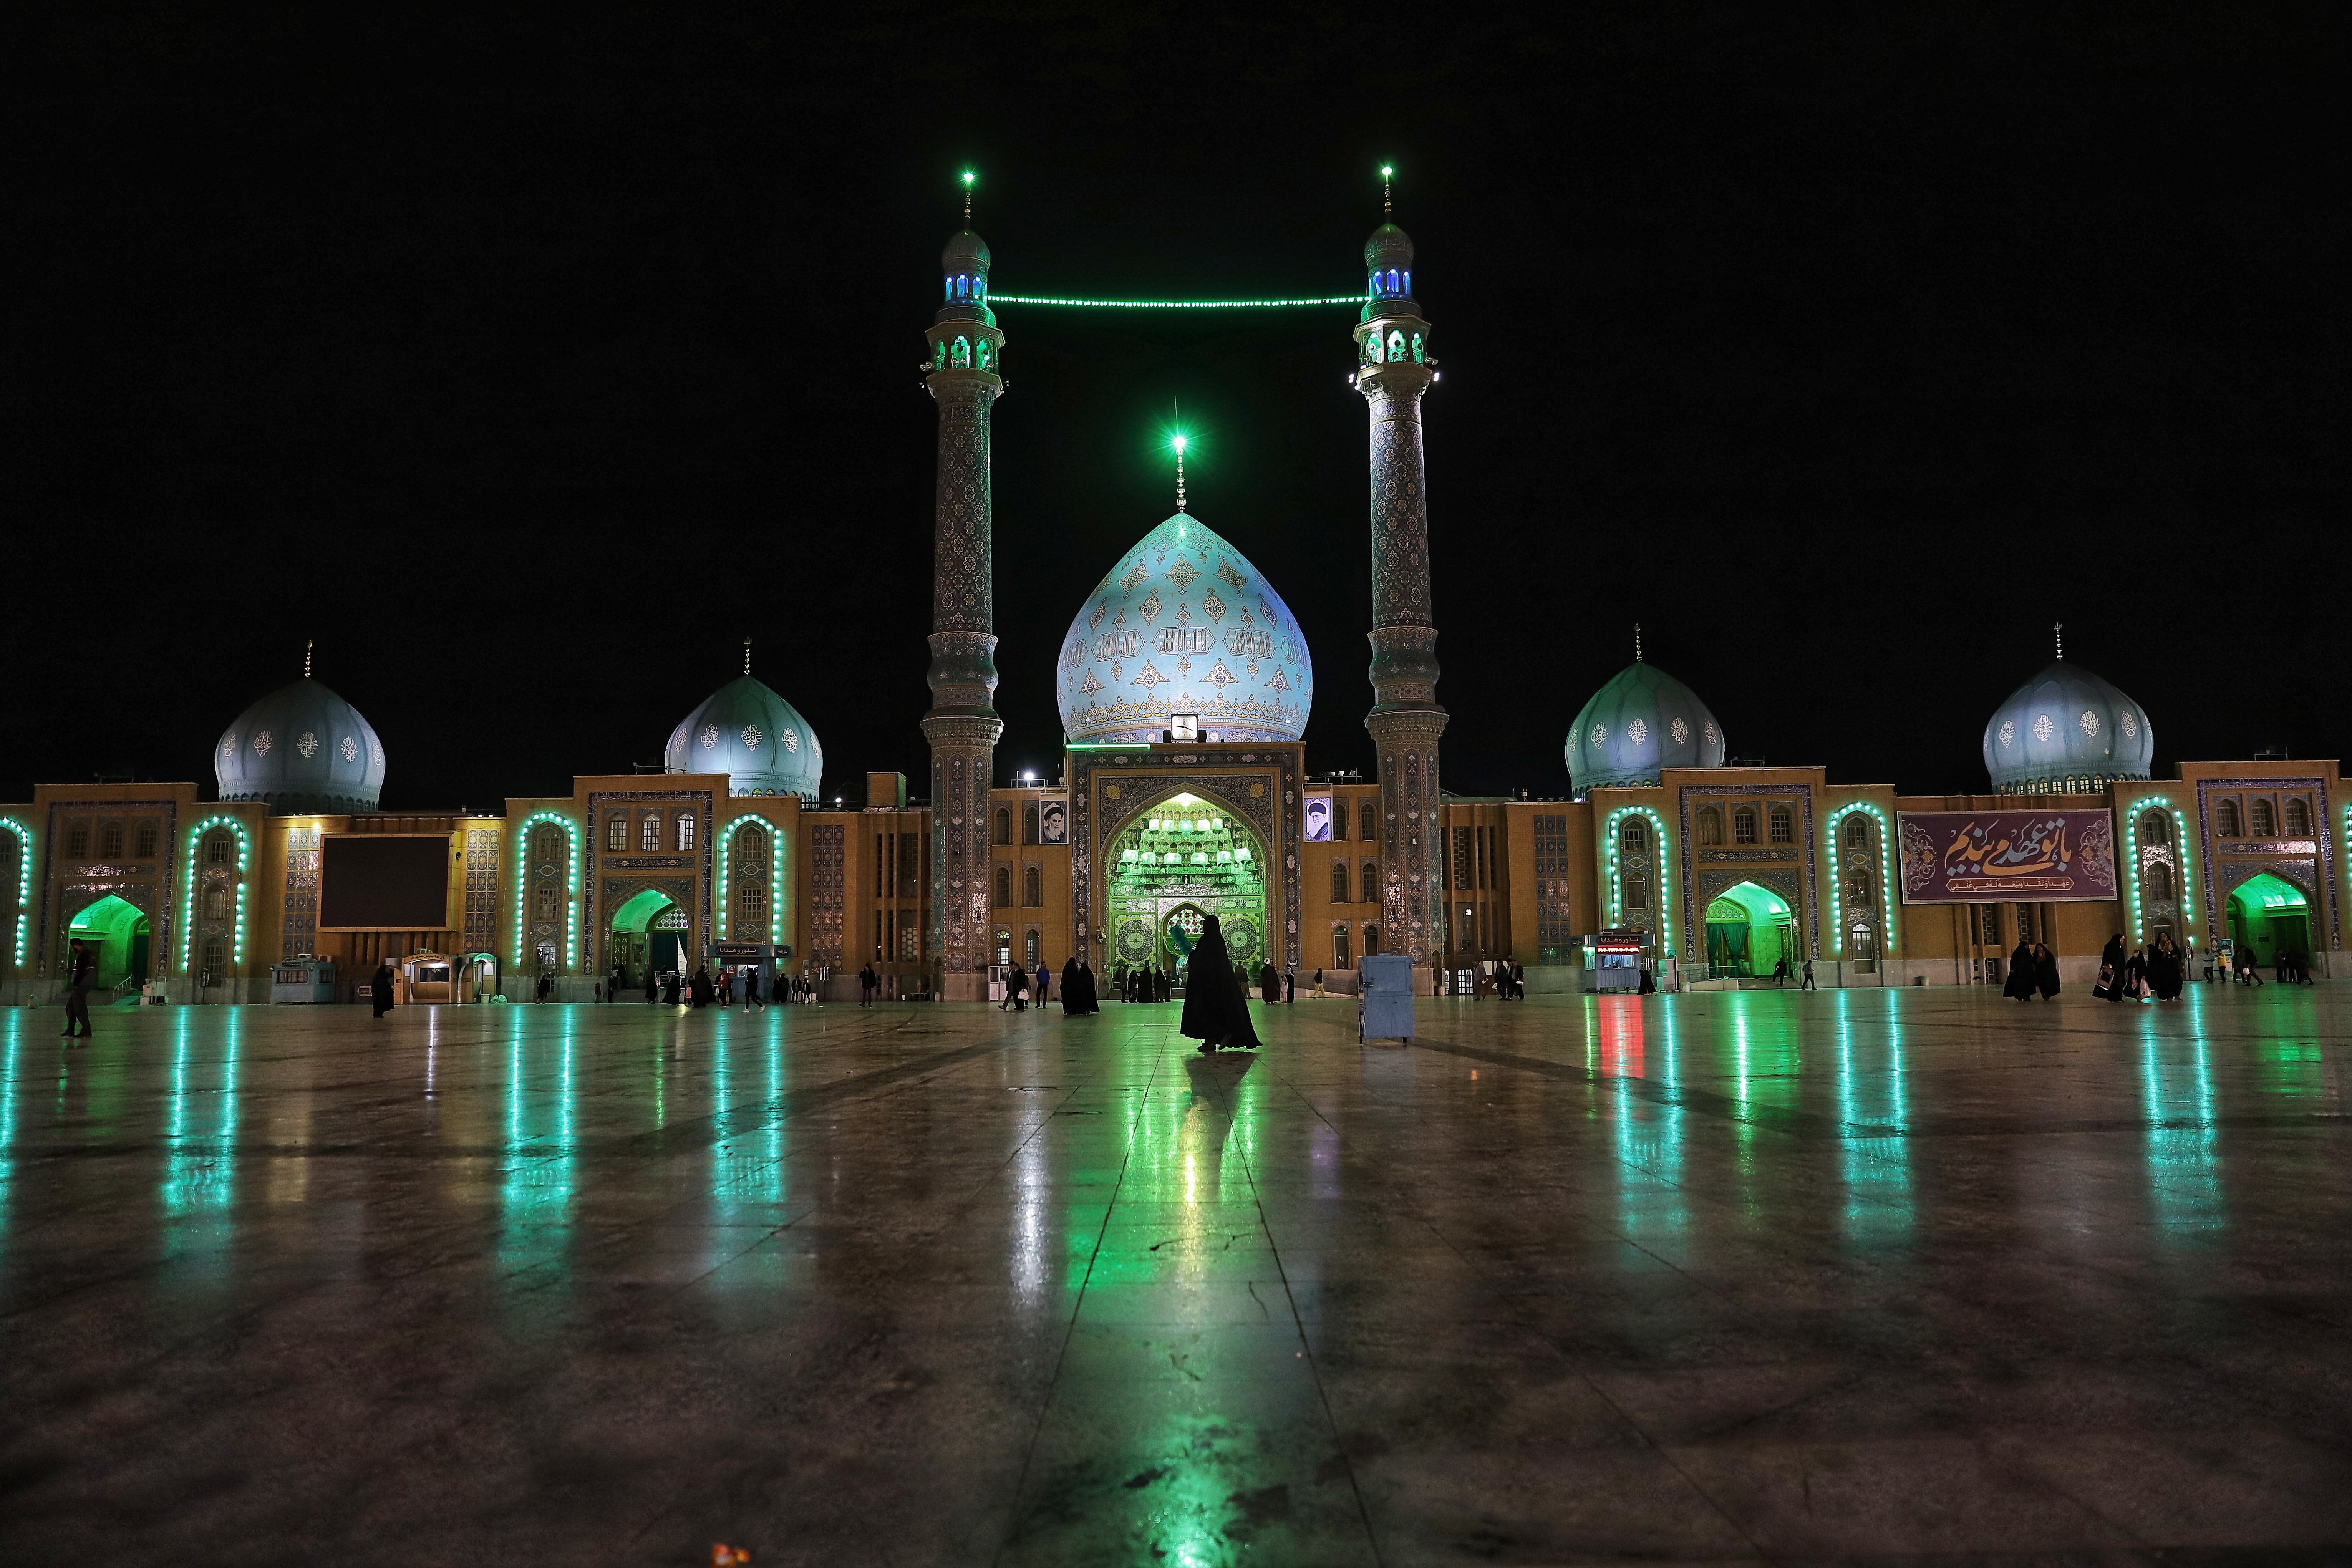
1835;990;1913;1240
0;1012;20;1238
161;1006;239;1219
1610;994;1688;1239
500;1007;577;1271
2140;1005;2223;1237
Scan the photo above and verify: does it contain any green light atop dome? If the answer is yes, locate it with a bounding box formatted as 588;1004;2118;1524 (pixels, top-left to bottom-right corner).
1170;434;1187;453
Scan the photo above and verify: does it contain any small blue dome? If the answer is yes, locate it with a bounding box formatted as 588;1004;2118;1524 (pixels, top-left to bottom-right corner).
1057;512;1311;745
1982;660;2152;792
215;678;386;813
1566;662;1725;792
666;676;824;800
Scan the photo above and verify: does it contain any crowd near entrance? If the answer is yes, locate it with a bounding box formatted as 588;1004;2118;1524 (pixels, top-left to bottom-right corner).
2227;872;2311;970
608;889;691;991
1704;881;1796;980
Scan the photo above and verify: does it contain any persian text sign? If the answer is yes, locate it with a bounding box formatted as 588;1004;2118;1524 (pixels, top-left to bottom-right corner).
1898;811;2117;903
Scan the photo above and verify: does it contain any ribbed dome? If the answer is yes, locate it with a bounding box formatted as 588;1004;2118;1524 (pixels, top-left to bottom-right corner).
1364;222;1414;270
215;678;386;814
665;676;824;800
1982;660;2153;792
1056;512;1311;746
1566;662;1726;792
942;228;991;271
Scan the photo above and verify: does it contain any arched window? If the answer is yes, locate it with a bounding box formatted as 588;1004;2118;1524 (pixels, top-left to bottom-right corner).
676;813;696;851
1843;814;1870;849
2217;799;2242;837
973;275;985;300
738;879;767;921
1331;862;1349;903
978;340;991;370
2139;810;2170;846
1619;818;1649;855
994;808;1011;845
1361;801;1380;841
2251;799;2276;837
951;336;971;368
956;274;968;299
1698;807;1723;845
943;277;953;302
1332;925;1351;966
1624;873;1649;911
1732;807;1757;845
533;886;558;921
1769;806;1794;845
1023;804;1038;844
1845;869;1873;907
206;830;235;865
202;938;226;981
1386;269;1399;293
1387;329;1405;362
2285;798;2311;836
1411;332;1424;363
993;865;1011;907
641;815;661;852
607;814;628;852
1363;924;1381;956
2146;862;2173;900
1362;861;1379;902
1024;929;1041;968
1023;865;1042;907
934;341;946;369
738;824;768;864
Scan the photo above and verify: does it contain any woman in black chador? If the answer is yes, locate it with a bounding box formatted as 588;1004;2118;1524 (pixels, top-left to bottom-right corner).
2004;939;2038;999
1180;915;1261;1054
2034;943;2061;999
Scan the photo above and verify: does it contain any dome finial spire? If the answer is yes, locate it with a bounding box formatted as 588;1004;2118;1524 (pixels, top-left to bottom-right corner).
1169;398;1188;512
743;635;752;676
1379;162;1394;215
1634;622;1643;663
960;168;975;225
2054;620;2064;660
303;639;312;679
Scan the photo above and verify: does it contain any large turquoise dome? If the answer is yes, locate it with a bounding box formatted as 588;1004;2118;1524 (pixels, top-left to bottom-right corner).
666;676;824;800
215;678;386;814
1566;662;1725;792
1056;512;1311;745
1982;660;2152;792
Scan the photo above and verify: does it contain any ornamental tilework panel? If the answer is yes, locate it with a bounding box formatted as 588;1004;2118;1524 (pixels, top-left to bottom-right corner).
1368;399;1432;628
2197;777;2338;948
1679;784;1818;960
39;799;178;979
810;824;845;967
585;790;714;971
1533;814;1574;956
1072;753;1302;971
933;392;997;632
281;827;320;959
463;829;498;955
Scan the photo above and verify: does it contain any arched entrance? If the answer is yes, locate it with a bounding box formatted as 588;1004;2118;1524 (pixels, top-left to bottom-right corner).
2228;872;2310;969
1704;882;1794;980
609;888;686;988
1105;793;1266;986
68;893;150;993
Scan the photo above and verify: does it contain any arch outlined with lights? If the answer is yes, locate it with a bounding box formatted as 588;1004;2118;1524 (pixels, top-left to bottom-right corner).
1822;802;1898;960
2123;796;2196;947
1602;804;1672;950
0;816;31;970
718;814;787;945
178;815;253;972
513;811;580;971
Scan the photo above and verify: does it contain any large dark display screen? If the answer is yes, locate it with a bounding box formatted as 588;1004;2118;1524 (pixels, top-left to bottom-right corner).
320;836;451;929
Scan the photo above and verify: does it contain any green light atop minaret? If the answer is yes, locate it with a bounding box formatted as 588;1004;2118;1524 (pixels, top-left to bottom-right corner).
1380;164;1394;212
960;169;975;222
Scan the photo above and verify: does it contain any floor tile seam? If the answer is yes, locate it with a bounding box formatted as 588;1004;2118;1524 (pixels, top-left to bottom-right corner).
988;1043;1165;1568
1233;1109;1387;1568
900;1055;1111;1264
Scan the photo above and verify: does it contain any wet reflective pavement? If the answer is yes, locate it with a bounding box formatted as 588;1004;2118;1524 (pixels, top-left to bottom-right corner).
1;988;2347;1565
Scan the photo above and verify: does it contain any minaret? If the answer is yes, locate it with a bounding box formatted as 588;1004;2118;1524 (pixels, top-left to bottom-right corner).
919;176;1006;1000
1352;171;1447;974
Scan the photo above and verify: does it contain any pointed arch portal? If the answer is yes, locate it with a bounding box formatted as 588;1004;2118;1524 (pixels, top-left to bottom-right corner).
1704;880;1793;980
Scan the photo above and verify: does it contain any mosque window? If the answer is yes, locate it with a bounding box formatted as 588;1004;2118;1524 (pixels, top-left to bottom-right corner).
934;341;946;369
1402;270;1411;294
2216;799;2242;837
956;274;968;299
739;824;768;864
67;822;89;858
951;336;971;368
202;938;225;983
203;885;231;921
1619;819;1650;856
1386;329;1405;362
1332;925;1351;967
608;815;628;852
1411;333;1424;363
994;808;1011;845
738;879;767;922
1024;929;1041;969
1331;862;1349;904
943;277;953;302
994;865;1011;907
2146;862;2173;900
974;275;985;300
1769;806;1794;845
135;825;157;858
1023;865;1042;907
1363;925;1381;956
1974;905;2001;946
1845;869;1873;907
1361;801;1380;841
535;941;557;973
2250;799;2276;837
2139;810;2170;846
1698;807;1723;846
1843;815;1870;849
1453;827;1474;890
978;340;991;370
1362;861;1379;902
206;830;234;865
1386;269;1399;293
2285;798;2311;836
642;815;662;852
1624;872;1649;912
1731;807;1757;846
101;822;123;858
676;814;696;852
533;887;558;921
1023;804;1038;845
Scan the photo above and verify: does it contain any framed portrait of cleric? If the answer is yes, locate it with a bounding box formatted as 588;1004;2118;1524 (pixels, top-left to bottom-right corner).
1303;792;1334;842
1038;796;1069;845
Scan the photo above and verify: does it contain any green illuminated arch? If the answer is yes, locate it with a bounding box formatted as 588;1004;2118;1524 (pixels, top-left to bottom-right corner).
178;815;253;973
1705;880;1793;977
1823;802;1896;958
718;814;786;943
1103;791;1268;973
0;816;30;970
1602;804;1672;953
68;893;151;989
2123;796;2195;945
512;812;580;970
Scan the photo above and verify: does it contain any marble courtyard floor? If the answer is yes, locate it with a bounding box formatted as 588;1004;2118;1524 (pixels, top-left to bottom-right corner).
0;986;2347;1566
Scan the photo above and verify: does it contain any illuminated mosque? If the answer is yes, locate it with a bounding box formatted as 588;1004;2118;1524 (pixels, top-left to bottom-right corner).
2;202;2341;1007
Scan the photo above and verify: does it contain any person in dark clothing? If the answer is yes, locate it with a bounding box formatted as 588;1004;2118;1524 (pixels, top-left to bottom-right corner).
689;964;713;1007
1060;958;1080;1013
2097;935;2126;1001
1180;914;1261;1053
2034;943;2061;999
743;967;763;1011
373;960;398;1018
1771;956;1788;988
2004;941;2038;999
1260;961;1280;1004
645;968;658;1003
609;963;626;1002
61;938;96;1041
1283;968;1296;1003
2148;935;2179;999
1071;961;1098;1014
2124;945;2148;999
1799;958;1816;991
535;971;553;1003
663;971;681;1005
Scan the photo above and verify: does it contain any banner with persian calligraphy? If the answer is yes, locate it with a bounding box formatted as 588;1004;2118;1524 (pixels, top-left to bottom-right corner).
1897;811;2117;903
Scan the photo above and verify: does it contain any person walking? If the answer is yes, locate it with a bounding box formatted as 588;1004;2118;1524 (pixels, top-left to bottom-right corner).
2003;940;2037;1000
372;958;398;1019
1059;957;1079;1013
1180;914;1261;1054
1034;960;1051;1008
1284;967;1296;1003
60;938;96;1042
1800;957;1815;991
1313;967;1326;999
2152;935;2184;1000
535;970;553;1003
645;966;657;1003
2097;934;2125;1001
1770;956;1789;988
1010;965;1029;1012
609;962;626;1002
741;967;761;1012
2033;943;2061;999
1260;960;1280;1005
862;963;878;1007
716;968;733;1007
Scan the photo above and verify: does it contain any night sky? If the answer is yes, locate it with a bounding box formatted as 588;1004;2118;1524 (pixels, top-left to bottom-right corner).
13;8;2340;810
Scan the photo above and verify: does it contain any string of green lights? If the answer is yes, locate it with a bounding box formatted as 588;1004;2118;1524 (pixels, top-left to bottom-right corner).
988;293;1362;309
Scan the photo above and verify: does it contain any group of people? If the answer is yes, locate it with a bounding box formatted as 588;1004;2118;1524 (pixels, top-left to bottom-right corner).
2222;944;2315;985
599;962;818;1009
1478;958;1527;998
2095;933;2186;1001
2001;941;2065;1000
